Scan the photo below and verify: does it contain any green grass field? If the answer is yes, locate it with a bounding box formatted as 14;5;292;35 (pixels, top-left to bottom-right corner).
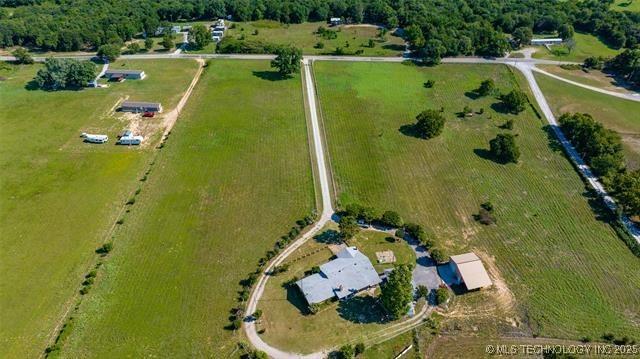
225;21;405;56
314;61;640;340
60;60;315;357
612;0;640;12
534;72;640;169
258;227;416;352
532;32;621;62
0;59;198;358
537;64;638;94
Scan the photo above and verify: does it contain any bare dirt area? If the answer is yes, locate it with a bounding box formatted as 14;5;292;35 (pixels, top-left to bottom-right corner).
437;250;525;339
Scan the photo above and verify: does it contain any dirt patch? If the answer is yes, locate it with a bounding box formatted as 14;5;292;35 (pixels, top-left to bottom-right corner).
475;250;516;312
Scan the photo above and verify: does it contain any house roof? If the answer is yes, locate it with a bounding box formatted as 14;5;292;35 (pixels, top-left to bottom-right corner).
450;252;492;290
121;101;160;107
105;69;144;76
296;247;381;304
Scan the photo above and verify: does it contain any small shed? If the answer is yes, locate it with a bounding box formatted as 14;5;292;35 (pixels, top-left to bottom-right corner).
120;101;162;113
104;70;146;80
448;252;492;291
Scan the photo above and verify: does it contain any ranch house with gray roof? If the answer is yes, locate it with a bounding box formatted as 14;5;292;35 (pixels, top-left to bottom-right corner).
296;247;381;305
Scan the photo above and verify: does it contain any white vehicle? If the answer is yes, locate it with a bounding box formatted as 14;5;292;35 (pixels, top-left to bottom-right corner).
212;36;221;42
117;135;144;145
81;132;108;144
212;31;224;37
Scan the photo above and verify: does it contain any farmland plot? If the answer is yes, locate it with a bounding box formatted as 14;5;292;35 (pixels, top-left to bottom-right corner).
0;59;198;358
61;60;315;357
314;61;640;340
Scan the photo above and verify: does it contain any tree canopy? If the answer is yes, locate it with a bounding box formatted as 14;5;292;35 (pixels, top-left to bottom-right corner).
270;46;302;76
34;58;96;90
500;90;528;114
489;133;520;163
188;24;211;50
0;0;637;58
559;113;624;178
380;264;413;319
414;109;446;139
12;47;33;64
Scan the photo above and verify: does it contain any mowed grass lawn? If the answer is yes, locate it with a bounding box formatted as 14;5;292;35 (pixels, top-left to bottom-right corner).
532;32;620;62
258;228;416;352
0;59;198;358
612;0;640;12
314;62;640;340
61;60;315;357
226;20;405;56
535;72;640;169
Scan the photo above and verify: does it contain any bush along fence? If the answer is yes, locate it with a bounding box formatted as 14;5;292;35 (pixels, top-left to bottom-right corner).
228;212;317;331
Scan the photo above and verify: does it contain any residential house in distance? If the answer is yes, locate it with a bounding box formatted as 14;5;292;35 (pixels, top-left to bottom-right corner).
120;101;162;113
330;17;342;26
296;247;381;305
104;69;146;81
448;252;492;291
530;38;563;46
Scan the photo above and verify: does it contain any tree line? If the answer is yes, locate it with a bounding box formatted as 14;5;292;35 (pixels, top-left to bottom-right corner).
0;0;638;57
559;113;640;220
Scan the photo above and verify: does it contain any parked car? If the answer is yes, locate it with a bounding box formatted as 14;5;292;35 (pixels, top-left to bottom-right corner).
143;111;155;117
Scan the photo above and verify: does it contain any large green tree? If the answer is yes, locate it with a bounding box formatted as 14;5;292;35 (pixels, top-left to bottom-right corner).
338;215;360;240
270;46;302;76
500;90;528;114
489;133;520;163
380;264;414;319
613;171;640;217
12;47;33;64
188;24;211;50
414;109;446;139
97;44;121;62
34;58;96;90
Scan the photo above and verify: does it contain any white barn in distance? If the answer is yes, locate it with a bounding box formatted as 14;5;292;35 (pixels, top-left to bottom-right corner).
448;252;492;291
530;38;563;46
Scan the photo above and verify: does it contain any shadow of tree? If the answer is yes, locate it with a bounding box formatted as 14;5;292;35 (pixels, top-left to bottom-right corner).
542;125;564;153
382;44;405;51
490;101;511;114
582;188;615;224
464;90;481;100
398;124;423;139
252;70;288;81
314;229;342;244
337;295;389;324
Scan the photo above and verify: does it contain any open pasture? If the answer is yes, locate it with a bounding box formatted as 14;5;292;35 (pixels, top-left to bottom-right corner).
0;59;198;358
59;60;315;357
225;20;405;56
313;61;640;340
534;72;640;169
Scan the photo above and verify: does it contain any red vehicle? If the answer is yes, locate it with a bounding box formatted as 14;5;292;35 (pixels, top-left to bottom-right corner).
142;111;155;118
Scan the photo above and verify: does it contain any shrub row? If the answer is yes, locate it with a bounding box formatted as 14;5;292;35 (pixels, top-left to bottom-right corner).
227;213;317;330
